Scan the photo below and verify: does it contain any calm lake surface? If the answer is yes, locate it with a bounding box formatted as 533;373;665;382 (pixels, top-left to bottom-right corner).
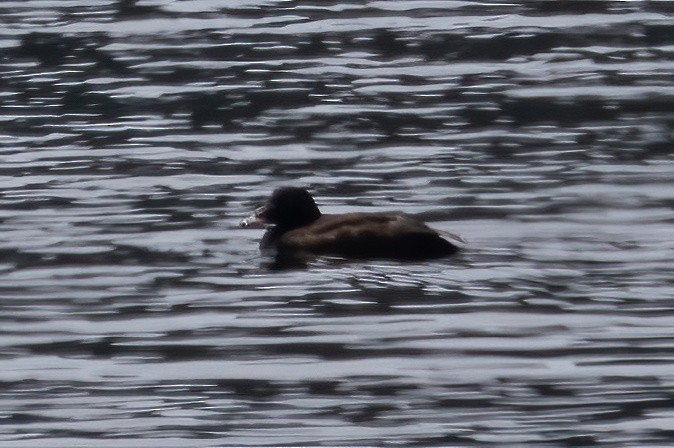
1;1;674;446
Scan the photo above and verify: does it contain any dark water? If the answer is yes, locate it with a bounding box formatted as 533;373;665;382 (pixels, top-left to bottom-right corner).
2;1;674;446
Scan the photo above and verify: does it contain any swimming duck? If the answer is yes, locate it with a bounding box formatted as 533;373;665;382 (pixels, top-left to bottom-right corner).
241;187;460;260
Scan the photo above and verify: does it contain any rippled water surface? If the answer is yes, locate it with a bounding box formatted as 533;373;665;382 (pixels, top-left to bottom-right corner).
2;1;674;446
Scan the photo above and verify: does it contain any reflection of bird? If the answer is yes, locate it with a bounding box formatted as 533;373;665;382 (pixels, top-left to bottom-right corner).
117;0;157;17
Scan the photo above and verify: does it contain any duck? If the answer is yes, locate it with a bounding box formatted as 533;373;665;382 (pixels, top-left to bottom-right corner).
240;187;461;260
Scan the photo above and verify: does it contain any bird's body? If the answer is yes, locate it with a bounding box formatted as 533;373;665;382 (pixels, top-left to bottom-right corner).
242;187;460;261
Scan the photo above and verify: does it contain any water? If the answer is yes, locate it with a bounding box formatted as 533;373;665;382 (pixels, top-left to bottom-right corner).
1;1;674;446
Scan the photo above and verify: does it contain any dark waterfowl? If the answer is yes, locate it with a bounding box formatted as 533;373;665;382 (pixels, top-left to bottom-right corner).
241;187;460;260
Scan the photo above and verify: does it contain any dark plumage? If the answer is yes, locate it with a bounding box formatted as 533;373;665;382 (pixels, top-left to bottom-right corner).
241;187;460;260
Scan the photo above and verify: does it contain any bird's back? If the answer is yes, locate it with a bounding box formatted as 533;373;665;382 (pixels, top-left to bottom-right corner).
276;213;457;259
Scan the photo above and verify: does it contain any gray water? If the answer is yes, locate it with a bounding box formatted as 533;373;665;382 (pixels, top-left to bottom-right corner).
1;1;674;446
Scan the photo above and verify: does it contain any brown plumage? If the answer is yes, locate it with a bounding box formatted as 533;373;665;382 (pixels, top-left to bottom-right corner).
241;187;460;260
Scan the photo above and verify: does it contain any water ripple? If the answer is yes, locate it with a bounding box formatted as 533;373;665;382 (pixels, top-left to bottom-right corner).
1;1;674;447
